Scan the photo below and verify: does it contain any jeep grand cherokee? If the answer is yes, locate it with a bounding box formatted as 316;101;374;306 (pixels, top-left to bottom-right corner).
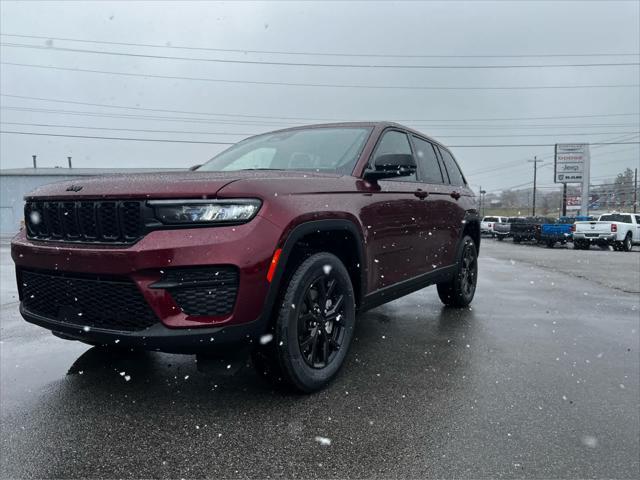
12;122;480;392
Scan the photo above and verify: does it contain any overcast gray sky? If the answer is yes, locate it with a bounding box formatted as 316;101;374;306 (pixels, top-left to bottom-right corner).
0;0;638;192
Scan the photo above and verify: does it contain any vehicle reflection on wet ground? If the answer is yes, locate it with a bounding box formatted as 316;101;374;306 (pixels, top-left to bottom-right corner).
1;240;638;479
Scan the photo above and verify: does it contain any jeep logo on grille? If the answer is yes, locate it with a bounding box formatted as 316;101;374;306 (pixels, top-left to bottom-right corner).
66;185;83;192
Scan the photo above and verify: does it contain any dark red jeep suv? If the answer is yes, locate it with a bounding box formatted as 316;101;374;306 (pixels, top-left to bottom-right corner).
12;122;479;392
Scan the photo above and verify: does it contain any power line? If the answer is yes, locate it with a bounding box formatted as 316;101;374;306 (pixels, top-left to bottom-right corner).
3;62;639;91
4;105;639;130
4;42;640;69
0;122;255;136
3;93;638;123
2;129;638;148
5;106;639;130
3;121;637;139
2;33;638;59
467;134;640;176
0;130;236;144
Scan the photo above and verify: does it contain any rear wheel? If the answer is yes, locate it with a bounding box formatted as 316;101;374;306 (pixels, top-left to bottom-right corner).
437;236;478;308
251;252;356;393
546;240;555;248
618;234;633;252
574;240;588;250
496;235;504;242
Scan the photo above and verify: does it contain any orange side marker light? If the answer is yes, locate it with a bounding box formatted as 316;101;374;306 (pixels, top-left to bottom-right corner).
266;248;282;283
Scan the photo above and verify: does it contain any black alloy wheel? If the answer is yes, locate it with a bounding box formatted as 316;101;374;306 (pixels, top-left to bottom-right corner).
297;274;347;369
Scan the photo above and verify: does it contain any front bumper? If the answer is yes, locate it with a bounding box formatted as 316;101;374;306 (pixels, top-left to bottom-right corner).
11;215;283;351
21;304;264;353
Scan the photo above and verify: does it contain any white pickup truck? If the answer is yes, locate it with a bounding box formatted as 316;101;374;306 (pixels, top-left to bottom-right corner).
573;213;640;251
481;216;505;236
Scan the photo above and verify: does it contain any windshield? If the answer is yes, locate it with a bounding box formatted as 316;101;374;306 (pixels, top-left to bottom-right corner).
197;127;371;174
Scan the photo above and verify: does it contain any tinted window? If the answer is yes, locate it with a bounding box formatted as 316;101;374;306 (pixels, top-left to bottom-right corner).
411;136;444;184
600;214;633;223
483;217;499;222
635;215;640;224
438;147;466;185
374;130;416;182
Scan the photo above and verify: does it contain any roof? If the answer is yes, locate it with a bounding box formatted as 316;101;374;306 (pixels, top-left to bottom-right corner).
0;168;184;176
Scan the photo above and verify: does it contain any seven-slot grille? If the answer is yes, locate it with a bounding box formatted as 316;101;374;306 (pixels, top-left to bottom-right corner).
25;200;144;244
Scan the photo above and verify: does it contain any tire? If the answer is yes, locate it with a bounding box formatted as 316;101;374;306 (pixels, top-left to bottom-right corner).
574;240;588;250
437;235;478;308
546;240;555;248
496;236;504;241
513;236;521;243
622;234;633;252
251;252;356;393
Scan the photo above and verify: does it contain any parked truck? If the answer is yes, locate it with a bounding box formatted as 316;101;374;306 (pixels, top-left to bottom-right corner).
540;216;594;248
573;213;640;251
493;217;520;241
511;217;555;243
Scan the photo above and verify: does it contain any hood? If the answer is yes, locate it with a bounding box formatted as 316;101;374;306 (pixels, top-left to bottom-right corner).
25;170;340;200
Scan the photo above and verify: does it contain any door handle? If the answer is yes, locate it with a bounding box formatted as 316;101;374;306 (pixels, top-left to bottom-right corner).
450;191;461;200
414;189;429;199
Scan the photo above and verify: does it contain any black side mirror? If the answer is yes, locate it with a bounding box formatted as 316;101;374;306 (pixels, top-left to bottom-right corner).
364;153;417;182
189;164;202;171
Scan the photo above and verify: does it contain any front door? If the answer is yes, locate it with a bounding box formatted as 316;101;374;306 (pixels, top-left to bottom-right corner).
359;129;432;291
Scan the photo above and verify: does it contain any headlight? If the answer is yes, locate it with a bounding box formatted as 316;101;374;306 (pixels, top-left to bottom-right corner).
148;199;261;225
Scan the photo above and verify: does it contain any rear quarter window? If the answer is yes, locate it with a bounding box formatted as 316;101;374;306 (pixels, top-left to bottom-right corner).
437;147;466;186
600;214;632;223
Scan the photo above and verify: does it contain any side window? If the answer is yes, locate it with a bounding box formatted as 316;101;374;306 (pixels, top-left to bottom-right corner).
635;215;640;224
437;147;466;186
373;130;416;182
411;136;444;184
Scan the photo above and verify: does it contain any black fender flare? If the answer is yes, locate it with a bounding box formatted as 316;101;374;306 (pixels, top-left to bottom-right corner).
459;211;481;255
258;219;366;329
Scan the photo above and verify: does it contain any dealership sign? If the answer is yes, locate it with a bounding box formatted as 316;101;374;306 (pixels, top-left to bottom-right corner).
554;143;589;183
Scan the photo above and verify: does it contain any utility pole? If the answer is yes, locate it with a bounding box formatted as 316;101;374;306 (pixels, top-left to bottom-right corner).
634;167;638;213
527;156;543;216
562;183;567;217
67;156;73;168
32;155;37;169
480;188;486;217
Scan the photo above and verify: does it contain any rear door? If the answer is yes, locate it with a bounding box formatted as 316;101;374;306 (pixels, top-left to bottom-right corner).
409;135;453;271
635;215;640;241
433;145;469;266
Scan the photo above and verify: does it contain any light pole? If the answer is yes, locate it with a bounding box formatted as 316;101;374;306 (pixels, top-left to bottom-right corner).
480;189;486;217
527;157;543;216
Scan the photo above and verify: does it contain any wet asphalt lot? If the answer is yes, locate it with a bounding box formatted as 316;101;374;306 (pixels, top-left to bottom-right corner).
1;238;639;479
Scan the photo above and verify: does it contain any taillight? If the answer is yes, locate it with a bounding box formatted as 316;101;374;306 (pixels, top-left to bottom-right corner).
570;224;576;233
611;224;617;232
488;223;493;228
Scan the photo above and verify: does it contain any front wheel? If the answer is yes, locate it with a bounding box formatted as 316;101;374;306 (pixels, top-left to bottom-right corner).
437;236;478;308
252;252;356;393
